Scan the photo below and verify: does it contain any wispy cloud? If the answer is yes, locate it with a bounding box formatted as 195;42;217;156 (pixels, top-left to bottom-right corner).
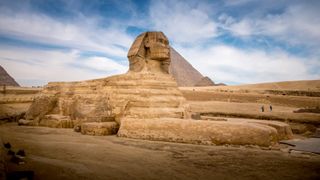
220;1;320;49
149;0;218;44
0;46;127;86
0;5;133;57
81;56;127;73
0;0;132;86
175;44;320;84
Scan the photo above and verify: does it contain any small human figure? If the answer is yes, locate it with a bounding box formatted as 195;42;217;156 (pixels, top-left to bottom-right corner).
270;105;273;112
261;105;264;112
3;85;6;94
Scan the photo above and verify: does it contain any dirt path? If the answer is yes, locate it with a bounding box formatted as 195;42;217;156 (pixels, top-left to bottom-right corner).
1;123;320;180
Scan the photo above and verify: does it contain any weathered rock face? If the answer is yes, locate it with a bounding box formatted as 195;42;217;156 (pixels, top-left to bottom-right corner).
0;65;19;86
118;118;279;147
128;32;170;73
24;31;188;135
81;122;119;136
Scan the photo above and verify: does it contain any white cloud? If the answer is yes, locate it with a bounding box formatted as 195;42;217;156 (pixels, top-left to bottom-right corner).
174;44;320;84
149;0;218;44
0;4;133;86
228;19;254;36
0;8;133;57
0;46;128;86
82;56;127;72
221;2;320;47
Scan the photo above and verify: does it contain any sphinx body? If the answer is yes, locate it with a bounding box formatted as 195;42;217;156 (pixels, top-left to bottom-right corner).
23;31;292;146
24;32;188;135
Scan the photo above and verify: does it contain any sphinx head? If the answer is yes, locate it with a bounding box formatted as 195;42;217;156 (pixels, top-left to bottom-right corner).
127;31;170;73
145;32;170;60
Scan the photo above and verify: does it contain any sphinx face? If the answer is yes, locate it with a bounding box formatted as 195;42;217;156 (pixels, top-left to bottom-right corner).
145;33;170;60
127;31;171;73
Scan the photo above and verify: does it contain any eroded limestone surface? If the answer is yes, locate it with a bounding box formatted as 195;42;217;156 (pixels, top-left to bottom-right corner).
23;31;292;146
118;118;279;146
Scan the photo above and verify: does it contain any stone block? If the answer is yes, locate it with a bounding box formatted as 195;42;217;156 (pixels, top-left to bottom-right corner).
39;114;73;128
18;119;34;126
81;122;119;136
247;120;293;140
118;118;278;147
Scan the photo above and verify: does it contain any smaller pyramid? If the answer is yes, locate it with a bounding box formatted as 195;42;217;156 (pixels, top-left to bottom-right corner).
194;76;215;86
0;65;20;86
169;48;215;86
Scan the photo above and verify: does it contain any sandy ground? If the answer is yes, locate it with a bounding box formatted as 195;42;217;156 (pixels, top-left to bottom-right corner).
188;101;320;125
188;101;296;113
1;123;320;180
180;80;320;91
181;90;320;108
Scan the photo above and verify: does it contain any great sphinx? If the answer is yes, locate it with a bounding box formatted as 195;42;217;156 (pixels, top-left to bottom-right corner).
23;32;188;133
22;31;292;146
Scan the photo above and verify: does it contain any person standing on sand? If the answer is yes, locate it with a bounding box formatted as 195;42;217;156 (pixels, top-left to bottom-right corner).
261;105;264;112
3;85;6;94
270;105;273;112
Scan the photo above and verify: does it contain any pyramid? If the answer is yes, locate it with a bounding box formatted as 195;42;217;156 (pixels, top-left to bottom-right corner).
0;65;19;86
194;76;215;86
169;48;214;87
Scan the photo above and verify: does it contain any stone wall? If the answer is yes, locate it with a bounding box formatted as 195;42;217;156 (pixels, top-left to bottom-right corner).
118;118;279;147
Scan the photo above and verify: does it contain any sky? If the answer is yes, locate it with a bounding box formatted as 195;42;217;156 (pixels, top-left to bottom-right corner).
0;0;319;86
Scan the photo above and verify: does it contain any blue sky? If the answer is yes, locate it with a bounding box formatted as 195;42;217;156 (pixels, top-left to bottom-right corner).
0;0;319;86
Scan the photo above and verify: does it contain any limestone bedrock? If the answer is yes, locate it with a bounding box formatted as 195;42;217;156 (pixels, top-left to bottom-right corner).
23;31;292;146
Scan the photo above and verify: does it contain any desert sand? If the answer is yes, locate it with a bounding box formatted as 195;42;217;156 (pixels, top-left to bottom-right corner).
1;123;320;180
